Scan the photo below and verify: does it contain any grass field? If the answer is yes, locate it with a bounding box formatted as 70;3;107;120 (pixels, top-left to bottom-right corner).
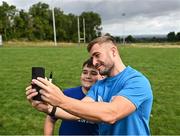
0;42;180;134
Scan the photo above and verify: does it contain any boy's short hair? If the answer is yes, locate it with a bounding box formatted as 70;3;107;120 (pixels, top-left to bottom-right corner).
82;58;94;68
87;36;117;52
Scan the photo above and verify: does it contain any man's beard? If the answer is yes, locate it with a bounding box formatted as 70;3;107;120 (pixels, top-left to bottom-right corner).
95;61;114;76
99;64;114;76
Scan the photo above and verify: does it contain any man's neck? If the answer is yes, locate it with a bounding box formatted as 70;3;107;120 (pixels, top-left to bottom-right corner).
110;60;126;77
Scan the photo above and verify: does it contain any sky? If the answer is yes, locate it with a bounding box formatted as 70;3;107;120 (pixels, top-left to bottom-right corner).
1;0;180;36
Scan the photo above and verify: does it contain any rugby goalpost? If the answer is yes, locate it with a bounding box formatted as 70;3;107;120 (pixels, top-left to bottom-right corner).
77;16;86;44
52;0;86;46
52;0;57;46
0;34;2;46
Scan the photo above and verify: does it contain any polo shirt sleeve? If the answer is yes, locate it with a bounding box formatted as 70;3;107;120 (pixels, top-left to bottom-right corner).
116;76;152;109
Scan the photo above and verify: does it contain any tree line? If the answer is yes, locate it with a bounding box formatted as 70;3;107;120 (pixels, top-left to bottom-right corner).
113;31;180;44
0;1;102;42
1;1;180;43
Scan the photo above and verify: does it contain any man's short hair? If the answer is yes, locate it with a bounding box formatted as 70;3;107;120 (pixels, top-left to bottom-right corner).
87;36;117;52
82;58;95;68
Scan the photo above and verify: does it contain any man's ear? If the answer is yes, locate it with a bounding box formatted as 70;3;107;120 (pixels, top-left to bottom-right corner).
111;46;117;57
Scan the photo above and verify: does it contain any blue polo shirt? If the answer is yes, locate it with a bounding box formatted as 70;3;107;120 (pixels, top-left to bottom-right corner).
59;86;99;135
87;66;153;135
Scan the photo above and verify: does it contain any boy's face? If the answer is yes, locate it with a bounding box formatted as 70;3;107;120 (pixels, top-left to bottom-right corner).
80;65;101;90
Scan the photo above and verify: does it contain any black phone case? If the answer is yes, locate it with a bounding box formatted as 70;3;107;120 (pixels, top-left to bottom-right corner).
32;67;45;101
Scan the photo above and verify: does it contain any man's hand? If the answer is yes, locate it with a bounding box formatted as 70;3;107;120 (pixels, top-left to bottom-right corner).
25;86;50;114
31;77;65;107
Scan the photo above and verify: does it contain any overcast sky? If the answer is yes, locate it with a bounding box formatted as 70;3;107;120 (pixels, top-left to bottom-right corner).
1;0;180;36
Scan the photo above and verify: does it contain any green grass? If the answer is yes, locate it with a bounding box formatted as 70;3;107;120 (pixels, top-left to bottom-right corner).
0;43;180;134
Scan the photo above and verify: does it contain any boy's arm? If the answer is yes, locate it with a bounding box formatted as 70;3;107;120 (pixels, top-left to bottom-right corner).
44;115;56;135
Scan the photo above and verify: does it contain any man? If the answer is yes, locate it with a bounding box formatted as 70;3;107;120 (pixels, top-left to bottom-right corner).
44;59;101;135
26;36;153;135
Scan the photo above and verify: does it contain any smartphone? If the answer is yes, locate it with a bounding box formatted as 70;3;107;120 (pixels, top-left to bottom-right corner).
32;67;45;101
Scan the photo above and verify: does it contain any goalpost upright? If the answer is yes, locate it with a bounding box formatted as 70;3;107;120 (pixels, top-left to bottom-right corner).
77;16;86;45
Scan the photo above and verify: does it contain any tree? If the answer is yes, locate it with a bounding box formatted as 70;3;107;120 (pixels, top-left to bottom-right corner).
125;35;136;43
67;13;78;42
29;2;52;40
114;36;121;43
167;32;176;42
80;12;102;42
12;10;31;39
0;1;102;42
176;32;180;41
0;1;17;40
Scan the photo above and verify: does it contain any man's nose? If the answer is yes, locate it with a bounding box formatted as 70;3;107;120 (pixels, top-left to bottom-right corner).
92;58;98;66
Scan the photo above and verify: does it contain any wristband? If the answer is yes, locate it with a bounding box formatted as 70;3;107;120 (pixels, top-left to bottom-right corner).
48;106;57;117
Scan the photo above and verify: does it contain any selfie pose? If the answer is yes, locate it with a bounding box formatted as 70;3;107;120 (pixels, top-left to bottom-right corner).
26;36;153;135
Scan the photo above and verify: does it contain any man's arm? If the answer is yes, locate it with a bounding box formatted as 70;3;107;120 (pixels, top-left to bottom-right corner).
33;78;136;124
26;86;80;120
58;95;136;124
44;115;56;135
